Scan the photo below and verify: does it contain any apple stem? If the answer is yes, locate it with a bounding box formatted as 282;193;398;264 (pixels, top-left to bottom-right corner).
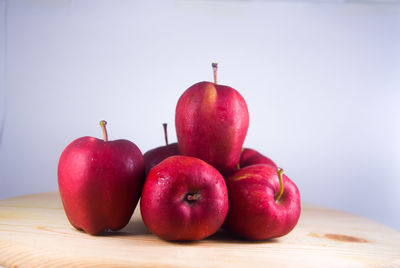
99;120;108;142
186;193;201;202
275;168;284;201
163;123;168;145
212;62;218;84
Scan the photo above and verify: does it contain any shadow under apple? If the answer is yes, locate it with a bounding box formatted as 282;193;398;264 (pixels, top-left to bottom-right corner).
205;229;279;244
84;218;152;237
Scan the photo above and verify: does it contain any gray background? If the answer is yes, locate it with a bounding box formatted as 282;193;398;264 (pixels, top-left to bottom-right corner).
0;0;399;231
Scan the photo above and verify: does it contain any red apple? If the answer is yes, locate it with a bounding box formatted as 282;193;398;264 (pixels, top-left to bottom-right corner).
175;63;249;175
140;155;229;241
58;120;145;235
143;123;178;175
224;164;300;240
240;148;277;169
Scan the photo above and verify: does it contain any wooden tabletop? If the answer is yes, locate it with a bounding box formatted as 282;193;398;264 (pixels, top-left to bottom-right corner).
0;192;399;267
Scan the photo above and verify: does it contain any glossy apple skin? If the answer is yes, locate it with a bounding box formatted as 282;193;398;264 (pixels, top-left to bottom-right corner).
175;81;249;175
58;136;145;235
143;143;178;175
224;164;300;240
140;155;229;241
240;148;277;169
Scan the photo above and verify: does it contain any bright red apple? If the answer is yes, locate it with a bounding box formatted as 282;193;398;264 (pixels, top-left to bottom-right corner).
175;63;249;175
143;123;178;175
224;164;300;240
240;148;277;169
140;155;229;241
58;120;145;235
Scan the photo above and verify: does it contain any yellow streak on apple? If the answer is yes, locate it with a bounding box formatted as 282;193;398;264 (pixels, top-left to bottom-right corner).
200;83;217;115
231;173;266;182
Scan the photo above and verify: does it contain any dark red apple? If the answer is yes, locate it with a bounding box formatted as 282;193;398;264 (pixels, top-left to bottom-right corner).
240;148;277;169
143;123;178;175
224;164;300;240
140;155;229;241
175;63;249;175
58;120;145;235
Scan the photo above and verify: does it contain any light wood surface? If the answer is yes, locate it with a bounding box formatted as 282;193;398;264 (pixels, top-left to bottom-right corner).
0;192;399;268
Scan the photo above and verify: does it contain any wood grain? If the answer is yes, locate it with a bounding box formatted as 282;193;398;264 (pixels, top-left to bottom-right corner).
0;192;399;268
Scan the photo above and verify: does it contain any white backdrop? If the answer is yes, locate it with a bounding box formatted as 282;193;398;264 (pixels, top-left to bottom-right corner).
0;0;399;231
